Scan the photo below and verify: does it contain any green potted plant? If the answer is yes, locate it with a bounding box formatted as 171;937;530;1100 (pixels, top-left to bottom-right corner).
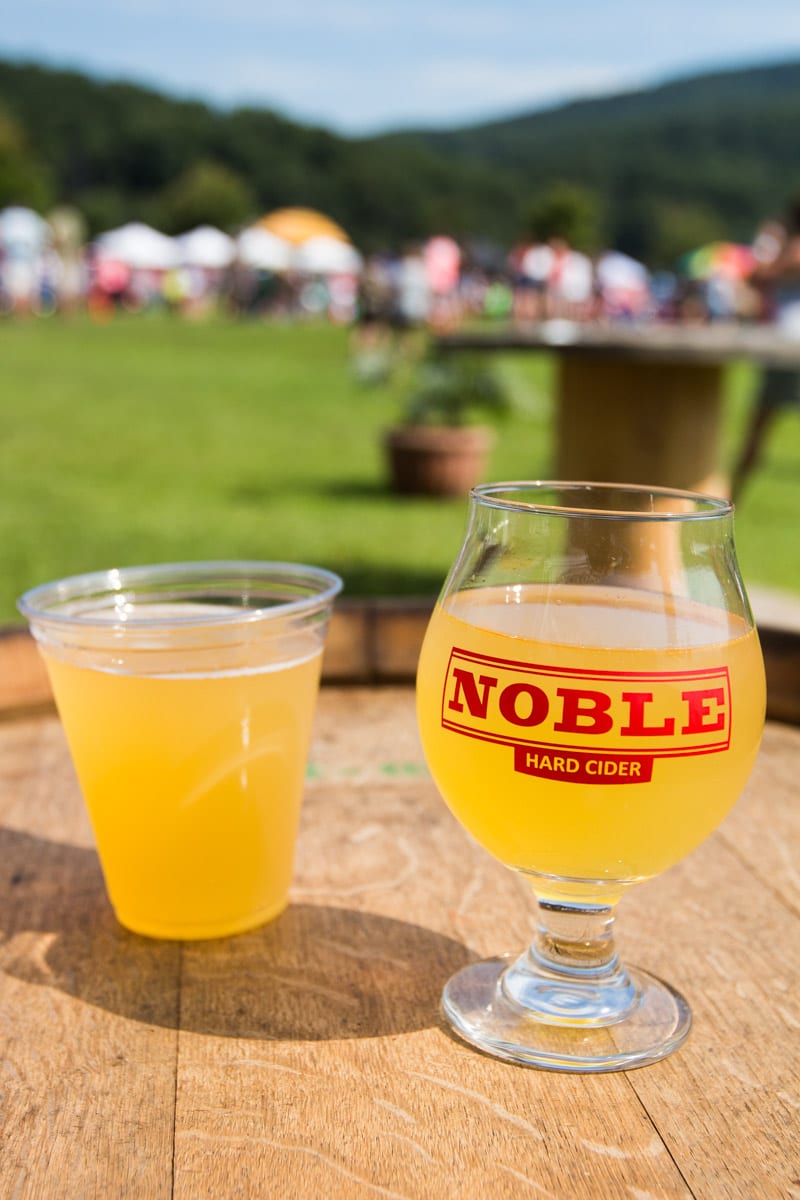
384;354;512;496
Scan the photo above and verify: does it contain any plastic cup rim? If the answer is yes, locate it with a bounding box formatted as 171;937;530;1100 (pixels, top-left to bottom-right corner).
17;560;344;631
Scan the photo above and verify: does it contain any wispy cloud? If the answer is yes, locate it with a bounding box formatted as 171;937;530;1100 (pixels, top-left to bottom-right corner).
2;0;800;132
195;51;636;132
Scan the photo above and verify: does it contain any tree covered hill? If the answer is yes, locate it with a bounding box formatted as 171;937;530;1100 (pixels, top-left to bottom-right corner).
1;56;799;265
380;59;800;260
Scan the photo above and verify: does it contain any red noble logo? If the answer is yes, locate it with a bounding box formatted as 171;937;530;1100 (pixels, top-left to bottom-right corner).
441;647;731;785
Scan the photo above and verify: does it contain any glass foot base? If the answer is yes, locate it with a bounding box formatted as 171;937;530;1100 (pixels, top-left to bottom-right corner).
442;956;691;1073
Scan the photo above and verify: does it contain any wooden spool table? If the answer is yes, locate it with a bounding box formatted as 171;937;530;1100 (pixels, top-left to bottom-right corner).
437;321;800;496
1;609;798;1199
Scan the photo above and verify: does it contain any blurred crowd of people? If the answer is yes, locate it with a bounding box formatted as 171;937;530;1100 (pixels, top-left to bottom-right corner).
4;198;799;501
0;202;789;338
346;230;775;381
0;207;363;322
354;236;660;339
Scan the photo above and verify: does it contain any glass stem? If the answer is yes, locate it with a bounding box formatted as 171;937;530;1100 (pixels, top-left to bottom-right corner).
501;899;642;1026
532;899;620;977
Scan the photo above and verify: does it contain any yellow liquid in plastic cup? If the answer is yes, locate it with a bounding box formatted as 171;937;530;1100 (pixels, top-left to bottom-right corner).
18;562;342;940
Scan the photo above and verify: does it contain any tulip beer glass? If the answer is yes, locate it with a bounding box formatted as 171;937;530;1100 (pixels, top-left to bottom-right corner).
416;483;765;1071
19;561;342;940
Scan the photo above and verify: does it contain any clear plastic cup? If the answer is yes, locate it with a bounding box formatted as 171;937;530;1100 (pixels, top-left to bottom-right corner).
18;561;342;940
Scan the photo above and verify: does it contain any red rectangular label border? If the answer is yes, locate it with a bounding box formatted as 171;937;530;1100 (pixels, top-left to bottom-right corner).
440;644;732;761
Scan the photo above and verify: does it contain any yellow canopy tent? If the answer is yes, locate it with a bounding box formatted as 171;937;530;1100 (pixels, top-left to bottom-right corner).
257;208;350;247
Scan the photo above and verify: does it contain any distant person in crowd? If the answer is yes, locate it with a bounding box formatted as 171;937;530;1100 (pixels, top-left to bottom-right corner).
49;206;87;313
221;255;260;317
675;278;710;325
4;248;38;314
162;266;191;314
356;256;393;328
424;236;462;331
351;254;397;382
649;271;680;321
458;261;491;320
89;255;131;315
751;218;786;270
545;238;594;320
395;244;431;329
515;236;594;322
515;241;552;322
704;270;737;322
483;273;514;320
327;273;358;325
731;200;800;500
594;250;652;322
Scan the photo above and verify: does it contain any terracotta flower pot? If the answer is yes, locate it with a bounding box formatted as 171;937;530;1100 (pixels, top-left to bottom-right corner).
384;424;495;497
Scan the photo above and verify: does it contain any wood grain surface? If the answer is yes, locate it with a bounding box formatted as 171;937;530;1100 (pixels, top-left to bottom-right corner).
436;321;800;369
0;689;798;1199
557;358;727;496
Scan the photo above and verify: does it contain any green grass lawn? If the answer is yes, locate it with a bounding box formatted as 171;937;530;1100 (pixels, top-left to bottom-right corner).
1;314;798;623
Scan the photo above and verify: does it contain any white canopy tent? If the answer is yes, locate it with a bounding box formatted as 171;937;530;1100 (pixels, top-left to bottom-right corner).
0;206;50;250
293;235;363;275
237;227;293;271
94;222;180;270
175;225;236;269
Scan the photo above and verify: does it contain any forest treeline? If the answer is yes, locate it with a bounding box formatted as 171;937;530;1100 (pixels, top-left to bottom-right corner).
1;57;800;266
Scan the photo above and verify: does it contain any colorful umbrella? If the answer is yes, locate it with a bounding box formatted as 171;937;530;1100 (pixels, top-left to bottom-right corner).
679;241;756;281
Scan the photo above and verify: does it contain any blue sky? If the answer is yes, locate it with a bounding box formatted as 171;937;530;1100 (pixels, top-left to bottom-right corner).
3;0;800;134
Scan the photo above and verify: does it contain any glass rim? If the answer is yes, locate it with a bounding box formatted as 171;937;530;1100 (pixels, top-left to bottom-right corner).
470;480;733;521
17;560;343;630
